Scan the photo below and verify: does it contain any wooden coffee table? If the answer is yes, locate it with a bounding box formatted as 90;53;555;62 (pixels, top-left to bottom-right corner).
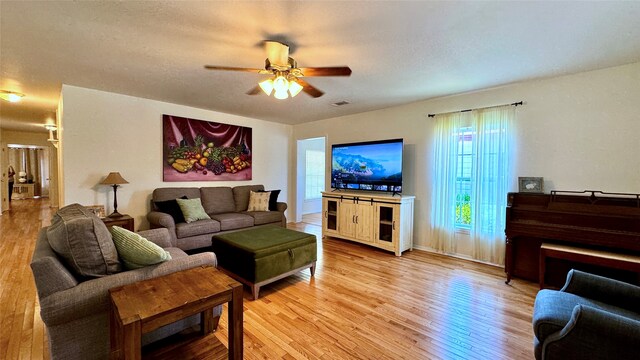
109;266;243;360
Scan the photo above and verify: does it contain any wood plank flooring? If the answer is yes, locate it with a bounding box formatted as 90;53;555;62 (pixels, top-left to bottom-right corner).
0;198;538;359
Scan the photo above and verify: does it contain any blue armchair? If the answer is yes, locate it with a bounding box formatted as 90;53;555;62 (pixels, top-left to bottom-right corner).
532;269;640;360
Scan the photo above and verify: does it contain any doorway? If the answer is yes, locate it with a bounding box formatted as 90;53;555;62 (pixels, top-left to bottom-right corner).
296;137;325;225
6;145;51;202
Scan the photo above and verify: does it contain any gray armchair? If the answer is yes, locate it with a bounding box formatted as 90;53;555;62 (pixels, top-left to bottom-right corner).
31;227;222;360
532;269;640;360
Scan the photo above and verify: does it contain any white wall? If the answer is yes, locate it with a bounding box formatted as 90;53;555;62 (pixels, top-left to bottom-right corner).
293;61;640;259
60;85;292;230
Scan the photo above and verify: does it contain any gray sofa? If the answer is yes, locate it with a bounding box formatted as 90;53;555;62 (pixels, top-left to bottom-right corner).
532;269;640;360
31;225;221;360
147;185;286;251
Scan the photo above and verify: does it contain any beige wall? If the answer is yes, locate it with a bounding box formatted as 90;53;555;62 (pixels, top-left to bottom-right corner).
293;61;640;258
2;129;50;146
60;85;292;230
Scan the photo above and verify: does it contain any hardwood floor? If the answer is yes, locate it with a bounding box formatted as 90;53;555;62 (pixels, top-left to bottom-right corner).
0;199;51;360
0;199;538;359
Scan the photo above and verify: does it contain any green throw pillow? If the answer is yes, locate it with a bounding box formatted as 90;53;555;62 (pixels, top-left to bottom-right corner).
176;198;211;223
110;226;172;270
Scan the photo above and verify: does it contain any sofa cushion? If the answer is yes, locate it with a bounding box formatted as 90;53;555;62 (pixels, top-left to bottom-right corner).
244;211;283;225
110;226;172;270
247;191;270;211
152;187;201;202
233;185;265;212
210;213;254;231
154;196;188;223
46;203;121;278
176;198;211;223
175;219;221;238
200;187;235;214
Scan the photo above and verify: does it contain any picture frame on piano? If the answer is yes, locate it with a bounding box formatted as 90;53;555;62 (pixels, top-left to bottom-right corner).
518;177;544;193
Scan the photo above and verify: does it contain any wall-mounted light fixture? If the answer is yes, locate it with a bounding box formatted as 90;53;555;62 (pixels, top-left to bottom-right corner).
0;90;25;103
45;124;59;148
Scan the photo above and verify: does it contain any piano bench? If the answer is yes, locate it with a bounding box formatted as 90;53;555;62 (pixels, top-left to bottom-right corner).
539;243;640;289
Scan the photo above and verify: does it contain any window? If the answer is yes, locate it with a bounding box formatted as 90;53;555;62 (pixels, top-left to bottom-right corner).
455;127;473;228
305;149;325;200
431;105;515;264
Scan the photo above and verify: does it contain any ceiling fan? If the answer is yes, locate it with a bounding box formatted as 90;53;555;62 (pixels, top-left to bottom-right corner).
204;40;351;99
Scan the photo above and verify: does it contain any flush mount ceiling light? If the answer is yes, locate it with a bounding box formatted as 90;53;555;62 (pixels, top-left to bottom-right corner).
0;90;25;103
205;40;351;100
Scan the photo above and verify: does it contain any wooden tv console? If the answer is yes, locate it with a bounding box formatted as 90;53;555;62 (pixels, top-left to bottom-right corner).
321;191;415;256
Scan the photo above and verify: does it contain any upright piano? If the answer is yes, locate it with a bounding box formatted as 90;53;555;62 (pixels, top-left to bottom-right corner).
504;191;640;286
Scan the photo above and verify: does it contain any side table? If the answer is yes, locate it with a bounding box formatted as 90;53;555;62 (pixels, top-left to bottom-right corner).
109;266;243;360
102;215;134;231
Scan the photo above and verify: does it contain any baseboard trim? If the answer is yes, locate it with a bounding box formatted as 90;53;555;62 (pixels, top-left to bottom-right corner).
411;245;503;269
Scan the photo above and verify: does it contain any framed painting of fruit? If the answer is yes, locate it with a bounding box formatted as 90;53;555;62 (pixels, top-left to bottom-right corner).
163;115;252;181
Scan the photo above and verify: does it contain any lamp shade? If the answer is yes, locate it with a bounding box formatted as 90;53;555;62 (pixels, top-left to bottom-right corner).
289;80;303;97
259;79;274;96
101;172;129;185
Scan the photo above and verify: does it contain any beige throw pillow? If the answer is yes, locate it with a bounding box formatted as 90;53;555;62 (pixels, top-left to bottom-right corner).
247;191;270;211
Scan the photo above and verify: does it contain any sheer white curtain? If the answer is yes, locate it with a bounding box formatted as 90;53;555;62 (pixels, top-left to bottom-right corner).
431;111;471;254
470;106;514;263
431;105;514;264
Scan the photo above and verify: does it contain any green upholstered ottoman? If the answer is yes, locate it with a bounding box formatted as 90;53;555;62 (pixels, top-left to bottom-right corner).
211;225;317;300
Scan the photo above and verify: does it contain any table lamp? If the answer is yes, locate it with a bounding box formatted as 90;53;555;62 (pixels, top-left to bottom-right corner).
101;172;129;218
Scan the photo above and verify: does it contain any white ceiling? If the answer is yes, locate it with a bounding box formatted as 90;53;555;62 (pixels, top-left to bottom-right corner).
2;1;640;132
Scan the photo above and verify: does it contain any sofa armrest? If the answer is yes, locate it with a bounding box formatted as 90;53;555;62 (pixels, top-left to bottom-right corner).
276;202;287;212
137;228;172;248
561;269;640;311
147;211;177;246
542;304;640;360
39;252;217;326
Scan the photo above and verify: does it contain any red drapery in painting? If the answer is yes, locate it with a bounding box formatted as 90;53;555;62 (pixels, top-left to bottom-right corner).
163;115;252;182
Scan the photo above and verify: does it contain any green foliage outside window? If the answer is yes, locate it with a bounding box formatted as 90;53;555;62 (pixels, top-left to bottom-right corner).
455;193;471;226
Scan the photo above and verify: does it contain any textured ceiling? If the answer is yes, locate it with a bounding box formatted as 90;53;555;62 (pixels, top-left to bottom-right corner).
1;1;640;132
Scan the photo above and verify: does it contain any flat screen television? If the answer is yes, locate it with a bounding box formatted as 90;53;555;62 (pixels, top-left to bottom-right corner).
331;138;403;193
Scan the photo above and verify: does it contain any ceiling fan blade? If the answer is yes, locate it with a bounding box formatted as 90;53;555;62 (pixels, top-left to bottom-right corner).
204;65;267;73
265;40;290;67
298;66;352;77
246;85;262;95
296;78;324;98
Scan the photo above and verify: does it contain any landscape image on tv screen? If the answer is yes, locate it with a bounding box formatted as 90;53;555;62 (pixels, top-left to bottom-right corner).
331;139;403;193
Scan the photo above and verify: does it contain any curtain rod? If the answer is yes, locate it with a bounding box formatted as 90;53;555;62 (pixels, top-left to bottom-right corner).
427;101;523;118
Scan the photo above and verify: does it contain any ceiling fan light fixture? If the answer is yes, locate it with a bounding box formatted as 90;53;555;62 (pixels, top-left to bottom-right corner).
258;79;274;96
273;75;289;99
288;80;303;97
274;88;289;100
